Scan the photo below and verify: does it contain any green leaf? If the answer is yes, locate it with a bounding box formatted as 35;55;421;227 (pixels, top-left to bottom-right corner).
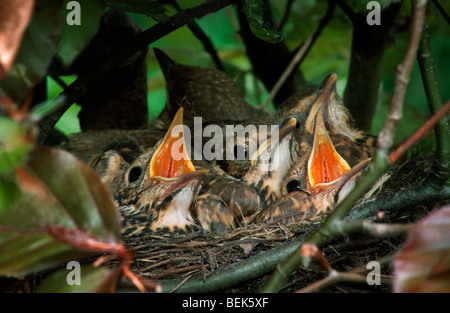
36;264;121;293
0;117;33;175
0;145;121;276
0;0;62;101
57;0;106;70
0;117;32;213
393;206;450;292
0;176;21;214
242;0;283;44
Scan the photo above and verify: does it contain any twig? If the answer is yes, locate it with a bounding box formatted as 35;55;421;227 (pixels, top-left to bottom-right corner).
335;0;357;23
349;182;450;221
169;0;224;71
277;0;295;31
261;35;313;109
295;254;396;293
432;0;450;25
389;100;450;163
377;0;428;153
260;0;428;293
335;220;412;238
417;12;450;166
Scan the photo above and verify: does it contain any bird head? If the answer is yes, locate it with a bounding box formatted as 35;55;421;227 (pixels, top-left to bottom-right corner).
241;116;298;207
117;108;206;234
255;75;373;223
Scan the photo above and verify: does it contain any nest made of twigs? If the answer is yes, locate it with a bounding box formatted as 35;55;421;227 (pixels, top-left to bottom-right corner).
122;220;317;282
115;155;444;292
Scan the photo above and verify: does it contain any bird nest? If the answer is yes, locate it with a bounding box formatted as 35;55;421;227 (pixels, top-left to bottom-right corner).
113;155;442;293
122;219;317;282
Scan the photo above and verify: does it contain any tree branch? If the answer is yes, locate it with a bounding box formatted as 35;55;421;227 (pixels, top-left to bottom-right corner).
342;2;401;132
295;253;396;293
349;179;450;220
417;13;450;167
378;0;428;152
169;0;224;71
432;0;450;25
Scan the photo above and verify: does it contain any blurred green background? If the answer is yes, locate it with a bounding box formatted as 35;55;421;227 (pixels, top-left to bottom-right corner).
50;0;450;154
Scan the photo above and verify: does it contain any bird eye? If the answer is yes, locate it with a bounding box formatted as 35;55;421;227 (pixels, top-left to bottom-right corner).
286;179;302;193
128;166;143;183
233;144;248;161
295;121;301;129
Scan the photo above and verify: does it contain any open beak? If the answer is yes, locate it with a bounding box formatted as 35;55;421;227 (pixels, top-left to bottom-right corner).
307;93;351;191
304;73;337;135
149;108;196;179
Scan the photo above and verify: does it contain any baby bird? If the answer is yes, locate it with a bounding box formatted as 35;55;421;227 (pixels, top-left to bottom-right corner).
153;48;270;125
93;108;238;235
253;74;375;224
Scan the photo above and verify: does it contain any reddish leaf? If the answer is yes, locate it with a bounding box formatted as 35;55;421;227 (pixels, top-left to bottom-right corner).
0;145;121;276
0;0;62;101
0;0;35;79
393;206;450;293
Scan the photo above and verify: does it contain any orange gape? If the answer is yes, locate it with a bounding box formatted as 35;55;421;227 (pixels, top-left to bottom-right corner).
308;112;350;190
150;108;196;178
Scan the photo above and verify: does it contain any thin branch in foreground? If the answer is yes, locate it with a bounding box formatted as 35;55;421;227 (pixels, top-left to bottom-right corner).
295;254;397;293
432;0;450;25
377;0;429;153
389;100;450;163
417;11;450;166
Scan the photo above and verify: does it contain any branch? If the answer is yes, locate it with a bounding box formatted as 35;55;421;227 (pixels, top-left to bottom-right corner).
169;0;224;71
432;0;450;25
389;100;450;163
295;254;396;293
417;12;450;167
377;0;428;153
260;0;428;293
351;184;450;221
37;0;237;143
342;2;401;132
277;0;295;31
335;220;411;238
